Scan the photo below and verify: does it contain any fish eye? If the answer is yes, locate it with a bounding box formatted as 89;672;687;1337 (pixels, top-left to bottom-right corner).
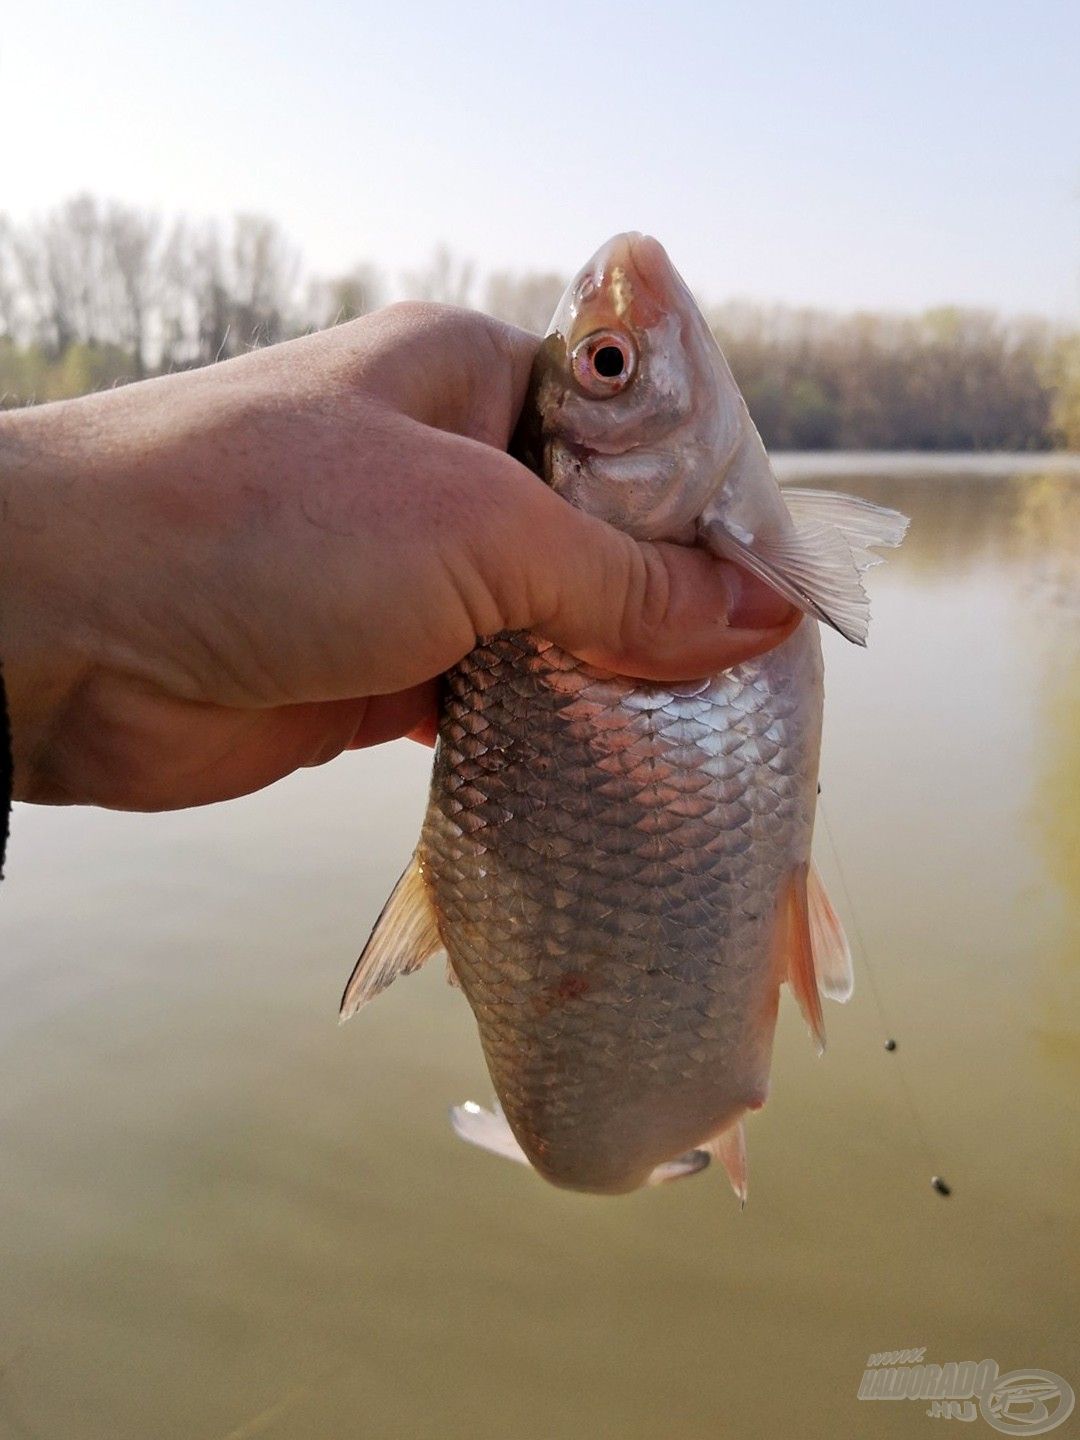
570;330;637;398
593;345;625;377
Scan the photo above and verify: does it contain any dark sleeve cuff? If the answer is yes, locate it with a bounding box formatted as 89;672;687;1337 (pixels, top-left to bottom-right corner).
0;663;10;878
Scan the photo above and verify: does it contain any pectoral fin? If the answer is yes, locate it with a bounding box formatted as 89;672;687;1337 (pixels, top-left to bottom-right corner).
781;487;909;574
700;488;908;646
339;854;442;1021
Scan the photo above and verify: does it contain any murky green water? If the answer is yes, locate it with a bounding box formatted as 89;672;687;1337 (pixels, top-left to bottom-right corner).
0;462;1077;1440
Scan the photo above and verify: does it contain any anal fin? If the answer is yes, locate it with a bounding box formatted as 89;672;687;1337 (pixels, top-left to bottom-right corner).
704;1117;749;1207
339;854;442;1021
647;1116;749;1204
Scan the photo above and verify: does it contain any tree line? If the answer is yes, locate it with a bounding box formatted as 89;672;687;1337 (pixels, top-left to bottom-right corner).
1;194;1077;450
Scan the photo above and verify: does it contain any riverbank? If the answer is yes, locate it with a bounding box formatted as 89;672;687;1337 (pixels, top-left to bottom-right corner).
773;450;1080;481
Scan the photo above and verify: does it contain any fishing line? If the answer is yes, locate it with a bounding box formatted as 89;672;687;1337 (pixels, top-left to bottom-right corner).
817;794;951;1197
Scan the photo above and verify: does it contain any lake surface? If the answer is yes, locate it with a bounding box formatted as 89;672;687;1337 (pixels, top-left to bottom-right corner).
0;460;1077;1440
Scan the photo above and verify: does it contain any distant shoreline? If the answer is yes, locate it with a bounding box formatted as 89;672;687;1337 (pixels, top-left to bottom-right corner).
772;451;1080;480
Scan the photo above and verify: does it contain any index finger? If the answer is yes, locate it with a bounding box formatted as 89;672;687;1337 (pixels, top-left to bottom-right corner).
350;303;540;449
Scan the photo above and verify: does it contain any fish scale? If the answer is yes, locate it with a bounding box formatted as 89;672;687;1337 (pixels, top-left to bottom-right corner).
418;619;823;1194
339;232;903;1199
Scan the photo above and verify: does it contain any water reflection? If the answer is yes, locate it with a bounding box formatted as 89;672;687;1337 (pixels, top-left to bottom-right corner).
0;463;1077;1440
1013;473;1080;614
1029;605;1080;1078
797;470;1079;580
1033;653;1080;921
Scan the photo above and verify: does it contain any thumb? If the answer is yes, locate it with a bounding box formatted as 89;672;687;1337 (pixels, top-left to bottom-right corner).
468;453;799;682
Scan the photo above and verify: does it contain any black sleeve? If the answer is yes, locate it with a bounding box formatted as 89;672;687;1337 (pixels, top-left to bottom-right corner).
1;663;10;878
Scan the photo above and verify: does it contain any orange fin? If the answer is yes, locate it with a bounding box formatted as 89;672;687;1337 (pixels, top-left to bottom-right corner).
445;956;462;990
808;862;853;1002
704;1117;749;1208
339;855;442;1021
779;861;827;1055
647;1118;749;1202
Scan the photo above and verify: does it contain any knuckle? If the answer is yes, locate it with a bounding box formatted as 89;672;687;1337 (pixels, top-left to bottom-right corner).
618;543;673;655
381;298;446;328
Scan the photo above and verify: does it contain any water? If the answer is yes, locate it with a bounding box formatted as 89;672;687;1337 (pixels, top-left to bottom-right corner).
0;461;1077;1440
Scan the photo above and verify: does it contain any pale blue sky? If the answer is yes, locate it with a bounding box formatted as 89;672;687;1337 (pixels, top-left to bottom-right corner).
4;0;1078;317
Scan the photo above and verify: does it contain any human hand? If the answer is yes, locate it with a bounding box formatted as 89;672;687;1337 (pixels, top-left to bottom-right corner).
0;304;795;810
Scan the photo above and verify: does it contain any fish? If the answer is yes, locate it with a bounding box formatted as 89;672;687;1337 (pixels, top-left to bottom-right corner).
340;233;908;1200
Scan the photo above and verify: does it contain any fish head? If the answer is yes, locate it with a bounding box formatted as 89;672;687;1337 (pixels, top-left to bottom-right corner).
522;232;748;542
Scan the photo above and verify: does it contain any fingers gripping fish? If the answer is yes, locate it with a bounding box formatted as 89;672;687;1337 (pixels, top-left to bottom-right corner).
340;234;907;1200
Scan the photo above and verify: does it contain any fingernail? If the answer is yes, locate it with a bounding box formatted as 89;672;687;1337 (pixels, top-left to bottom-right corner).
724;564;796;629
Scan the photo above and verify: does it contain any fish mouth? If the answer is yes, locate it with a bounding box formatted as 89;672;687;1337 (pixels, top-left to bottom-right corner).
552;428;636;461
589;231;676;331
624;232;676;322
553;231;676;342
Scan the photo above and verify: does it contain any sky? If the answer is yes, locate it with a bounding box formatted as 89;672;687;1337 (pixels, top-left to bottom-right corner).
3;0;1079;318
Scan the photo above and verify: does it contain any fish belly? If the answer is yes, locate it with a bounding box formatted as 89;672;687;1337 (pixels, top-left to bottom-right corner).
421;620;823;1194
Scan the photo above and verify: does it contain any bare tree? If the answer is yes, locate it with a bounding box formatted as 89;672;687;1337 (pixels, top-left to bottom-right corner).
0;191;1074;448
156;214;300;366
158;218;234;369
304;263;383;330
9;194;129;356
484;271;567;333
0;216;18;340
43;194;109;351
103;203;159;376
189;222;232;364
1047;335;1080;448
157;218;195;369
401;245;474;306
12;202;85;355
229;214;300;350
710;299;1059;451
